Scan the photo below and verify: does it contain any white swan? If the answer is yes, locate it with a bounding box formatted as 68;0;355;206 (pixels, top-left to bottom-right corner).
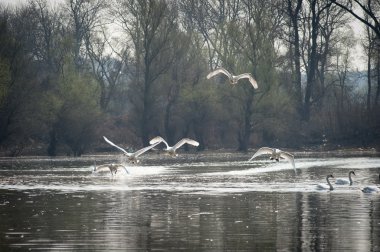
149;136;199;157
103;136;159;164
248;147;296;173
361;174;380;193
335;171;355;185
316;174;334;191
93;163;129;176
206;67;259;89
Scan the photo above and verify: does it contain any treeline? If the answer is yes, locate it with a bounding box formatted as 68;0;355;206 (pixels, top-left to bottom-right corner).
0;0;379;156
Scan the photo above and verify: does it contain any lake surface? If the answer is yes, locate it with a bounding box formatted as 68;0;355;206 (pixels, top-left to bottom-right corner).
0;151;379;251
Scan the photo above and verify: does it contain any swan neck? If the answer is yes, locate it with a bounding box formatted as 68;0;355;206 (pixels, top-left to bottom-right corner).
327;177;333;190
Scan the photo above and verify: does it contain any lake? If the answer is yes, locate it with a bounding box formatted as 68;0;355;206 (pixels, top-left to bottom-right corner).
0;151;379;251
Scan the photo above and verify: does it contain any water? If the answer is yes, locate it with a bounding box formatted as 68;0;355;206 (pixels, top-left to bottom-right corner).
0;152;379;251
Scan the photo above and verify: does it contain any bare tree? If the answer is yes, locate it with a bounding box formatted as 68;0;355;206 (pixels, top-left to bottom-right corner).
112;0;179;146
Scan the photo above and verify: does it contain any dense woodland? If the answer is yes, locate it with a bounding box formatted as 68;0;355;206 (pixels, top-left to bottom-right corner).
0;0;379;156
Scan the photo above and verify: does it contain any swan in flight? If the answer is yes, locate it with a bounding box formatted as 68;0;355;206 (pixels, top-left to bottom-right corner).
248;147;296;173
316;174;334;191
93;163;129;176
206;67;258;89
335;171;355;185
361;174;380;193
149;136;199;157
103;136;159;164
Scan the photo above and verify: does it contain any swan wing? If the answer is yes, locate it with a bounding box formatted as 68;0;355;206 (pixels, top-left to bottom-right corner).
248;147;273;161
173;138;199;151
280;151;296;173
93;164;112;173
235;73;258;89
149;136;169;149
335;178;349;185
207;67;232;80
361;186;380;193
133;141;161;158
103;136;130;156
115;164;129;174
316;183;329;190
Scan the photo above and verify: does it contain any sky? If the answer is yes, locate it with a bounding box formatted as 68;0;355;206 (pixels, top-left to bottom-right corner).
0;0;368;71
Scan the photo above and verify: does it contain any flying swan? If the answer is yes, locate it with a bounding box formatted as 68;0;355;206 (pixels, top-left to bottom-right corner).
93;163;129;176
149;136;199;157
316;174;334;191
335;171;355;185
248;147;296;173
103;136;159;164
206;67;259;89
361;174;380;193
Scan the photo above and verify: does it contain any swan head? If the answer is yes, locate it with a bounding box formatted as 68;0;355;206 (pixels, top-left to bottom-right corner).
129;157;140;164
327;174;334;179
349;171;355;176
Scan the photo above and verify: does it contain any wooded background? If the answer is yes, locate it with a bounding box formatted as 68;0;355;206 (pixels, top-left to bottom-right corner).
0;0;379;156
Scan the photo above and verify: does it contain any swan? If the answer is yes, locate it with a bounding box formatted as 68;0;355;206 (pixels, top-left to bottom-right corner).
93;163;129;176
206;67;258;89
103;136;159;164
316;174;334;191
361;174;380;193
248;147;296;173
335;171;355;185
149;136;199;157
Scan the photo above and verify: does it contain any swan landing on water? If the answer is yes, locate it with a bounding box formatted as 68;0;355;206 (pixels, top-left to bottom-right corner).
149;136;199;157
103;136;159;164
316;175;334;191
206;67;259;89
335;171;355;185
248;147;296;174
93;163;129;176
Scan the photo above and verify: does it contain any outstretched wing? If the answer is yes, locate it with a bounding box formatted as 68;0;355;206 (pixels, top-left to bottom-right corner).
248;147;273;161
133;141;161;158
235;73;258;89
280;151;296;173
207;67;232;80
173;138;199;151
93;164;112;173
149;136;169;149
103;136;130;156
115;164;129;174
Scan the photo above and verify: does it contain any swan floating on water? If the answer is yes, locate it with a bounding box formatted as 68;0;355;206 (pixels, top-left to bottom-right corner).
361;174;380;193
316;174;334;191
149;136;199;157
335;171;355;185
248;147;296;173
206;67;258;89
103;136;160;164
93;163;129;176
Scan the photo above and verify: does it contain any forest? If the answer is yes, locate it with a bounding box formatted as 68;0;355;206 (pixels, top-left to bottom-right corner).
0;0;379;157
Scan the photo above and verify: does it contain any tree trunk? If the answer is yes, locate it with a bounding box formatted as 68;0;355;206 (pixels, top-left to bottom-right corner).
375;49;380;106
47;127;57;156
367;43;372;113
303;0;319;121
288;0;303;116
238;90;254;152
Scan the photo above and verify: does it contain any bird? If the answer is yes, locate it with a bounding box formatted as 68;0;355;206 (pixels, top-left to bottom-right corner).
248;147;296;173
206;67;258;89
103;136;160;164
335;171;355;185
93;163;129;176
361;174;380;193
149;136;199;157
316;174;334;191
